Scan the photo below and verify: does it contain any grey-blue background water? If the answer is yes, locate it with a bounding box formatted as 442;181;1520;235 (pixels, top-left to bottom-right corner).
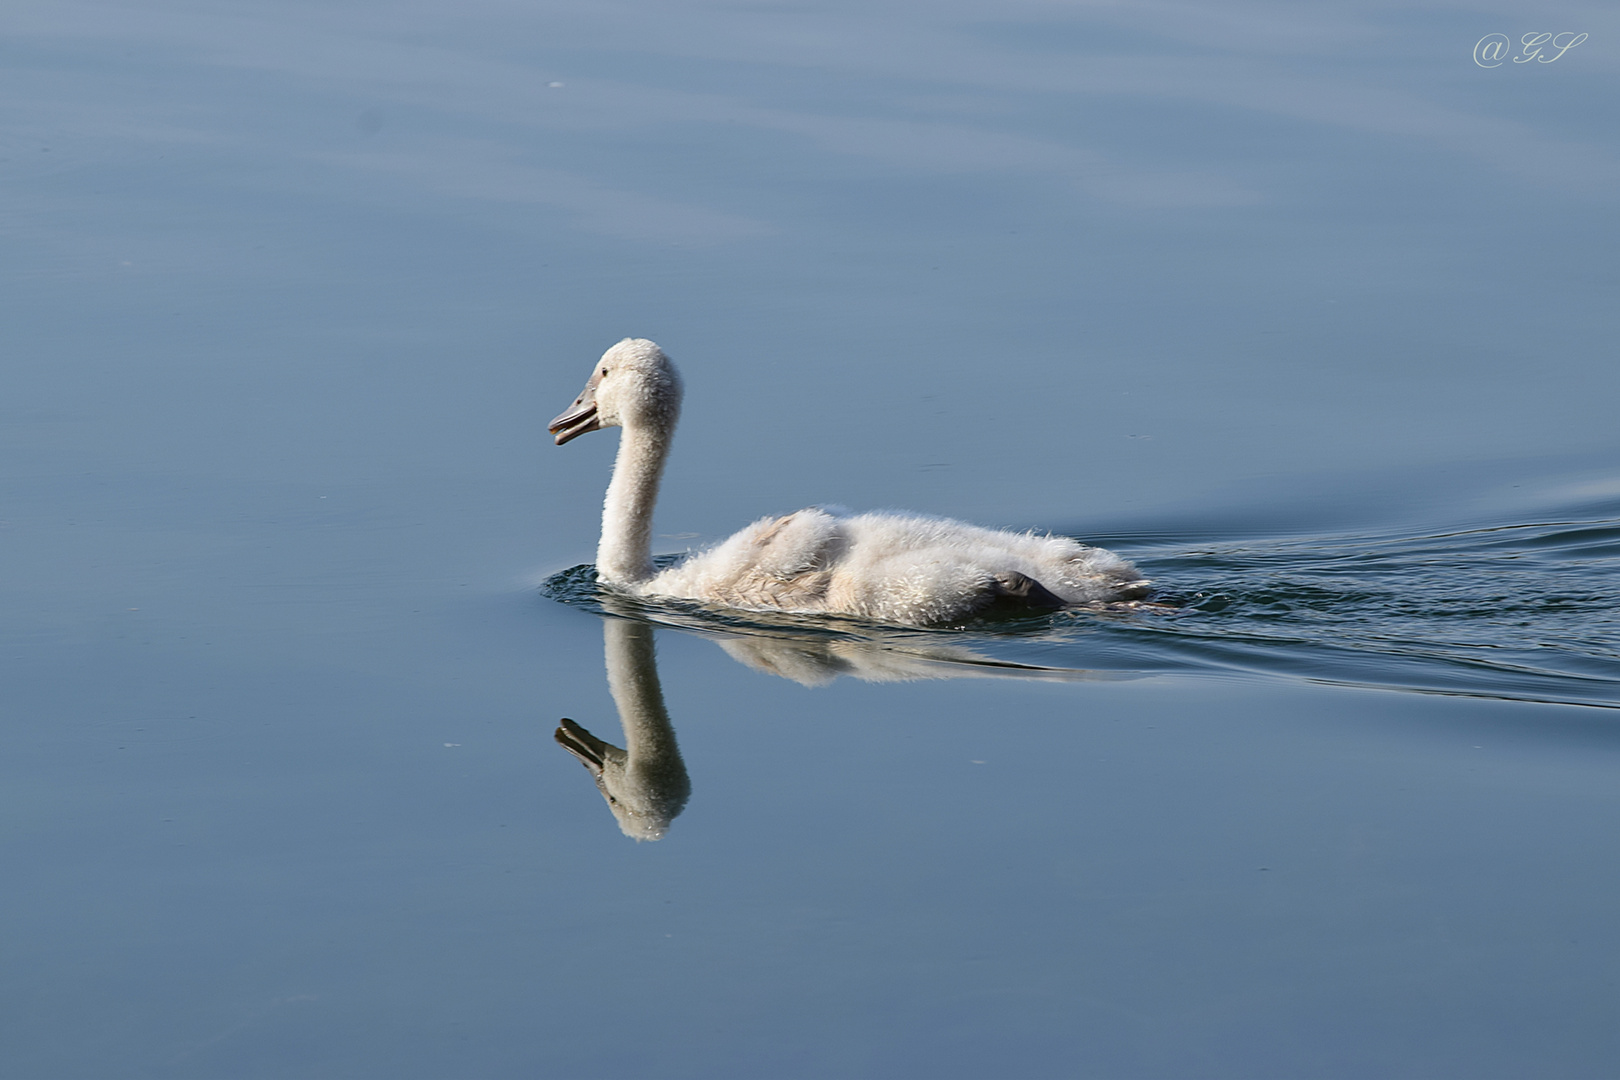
4;2;1618;1076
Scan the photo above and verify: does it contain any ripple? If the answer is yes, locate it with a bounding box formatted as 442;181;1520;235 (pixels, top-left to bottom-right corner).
542;509;1620;708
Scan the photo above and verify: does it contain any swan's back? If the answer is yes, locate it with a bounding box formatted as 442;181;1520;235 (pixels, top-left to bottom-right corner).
644;508;1147;625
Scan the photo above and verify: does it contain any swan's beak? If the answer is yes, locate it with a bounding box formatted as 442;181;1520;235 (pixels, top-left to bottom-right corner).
549;376;603;445
555;718;613;777
549;398;600;445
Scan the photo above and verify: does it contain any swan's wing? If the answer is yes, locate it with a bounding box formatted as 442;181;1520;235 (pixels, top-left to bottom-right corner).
647;509;846;609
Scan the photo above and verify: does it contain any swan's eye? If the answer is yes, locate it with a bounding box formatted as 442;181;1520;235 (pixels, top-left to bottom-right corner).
600;367;610;376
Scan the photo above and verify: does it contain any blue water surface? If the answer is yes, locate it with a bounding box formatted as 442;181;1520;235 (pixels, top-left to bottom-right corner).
3;2;1618;1077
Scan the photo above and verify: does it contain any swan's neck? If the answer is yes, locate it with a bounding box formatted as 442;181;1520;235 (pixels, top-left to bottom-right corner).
598;420;670;585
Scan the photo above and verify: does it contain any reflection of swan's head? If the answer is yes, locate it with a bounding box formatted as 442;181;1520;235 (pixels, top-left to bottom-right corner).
556;717;690;841
549;338;682;445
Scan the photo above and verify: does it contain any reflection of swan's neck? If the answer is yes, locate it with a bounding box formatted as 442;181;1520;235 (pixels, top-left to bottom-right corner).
598;618;689;840
606;618;679;763
598;422;670;585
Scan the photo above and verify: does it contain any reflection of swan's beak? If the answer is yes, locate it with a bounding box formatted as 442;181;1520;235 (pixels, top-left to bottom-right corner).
549;376;602;445
555;717;617;775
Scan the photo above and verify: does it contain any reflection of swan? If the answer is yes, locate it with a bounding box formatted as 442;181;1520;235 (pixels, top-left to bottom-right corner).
712;634;1132;687
555;612;1132;839
583;590;1136;687
555;619;690;841
550;338;1150;626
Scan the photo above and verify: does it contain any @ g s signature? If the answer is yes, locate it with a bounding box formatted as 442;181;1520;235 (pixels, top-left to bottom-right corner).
1474;32;1588;68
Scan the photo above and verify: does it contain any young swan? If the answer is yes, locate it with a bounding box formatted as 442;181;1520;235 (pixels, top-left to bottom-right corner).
550;338;1150;626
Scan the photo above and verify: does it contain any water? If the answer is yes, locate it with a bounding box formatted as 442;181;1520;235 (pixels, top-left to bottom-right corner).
4;2;1620;1077
546;474;1620;708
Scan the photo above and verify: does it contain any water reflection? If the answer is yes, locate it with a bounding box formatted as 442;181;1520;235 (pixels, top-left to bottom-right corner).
711;628;1118;686
556;605;1123;840
537;475;1620;712
555;619;691;842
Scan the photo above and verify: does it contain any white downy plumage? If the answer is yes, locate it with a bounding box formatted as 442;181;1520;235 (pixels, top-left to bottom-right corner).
550;338;1149;626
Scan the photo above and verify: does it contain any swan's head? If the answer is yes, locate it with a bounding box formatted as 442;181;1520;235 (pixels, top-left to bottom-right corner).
549;338;683;445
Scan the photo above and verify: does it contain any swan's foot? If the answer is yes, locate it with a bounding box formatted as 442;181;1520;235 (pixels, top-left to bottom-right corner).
988;570;1066;612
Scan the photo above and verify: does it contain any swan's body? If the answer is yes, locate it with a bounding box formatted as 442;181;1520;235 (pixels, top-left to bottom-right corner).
550;339;1149;626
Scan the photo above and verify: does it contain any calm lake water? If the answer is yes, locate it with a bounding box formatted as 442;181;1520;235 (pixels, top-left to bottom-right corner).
4;2;1618;1077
